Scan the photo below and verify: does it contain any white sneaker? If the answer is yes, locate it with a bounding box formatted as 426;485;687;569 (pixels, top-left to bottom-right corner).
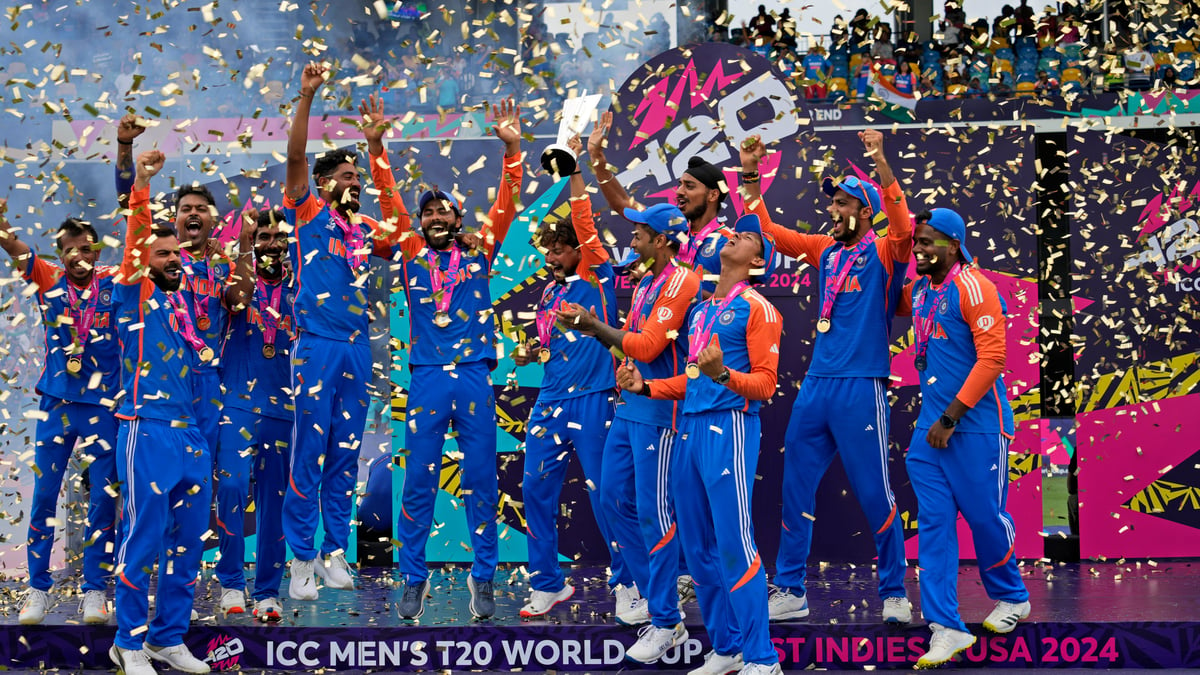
314;551;354;590
254;597;284;622
689;650;744;675
80;590;109;624
289;558;319;601
19;588;50;625
625;623;689;664
737;662;783;675
677;574;697;606
983;599;1031;633
882;596;912;624
767;588;809;621
219;586;246;615
110;645;157;675
520;584;574;617
617;596;651;626
190;608;199;622
144;643;211;674
916;624;977;668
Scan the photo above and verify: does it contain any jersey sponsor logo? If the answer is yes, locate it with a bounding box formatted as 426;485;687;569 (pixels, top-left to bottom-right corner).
976;314;996;331
719;309;736;325
770;343;779;353
656;306;674;322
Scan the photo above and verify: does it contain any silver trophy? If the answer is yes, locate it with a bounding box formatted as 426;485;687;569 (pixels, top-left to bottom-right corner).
540;93;603;178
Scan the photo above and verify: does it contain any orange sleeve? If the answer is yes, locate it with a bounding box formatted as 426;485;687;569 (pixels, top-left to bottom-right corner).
726;293;781;401
368;149;412;249
620;268;699;362
119;186;154;284
24;256;62;292
896;280;914;317
480;152;523;262
749;193;835;267
955;271;1006;408
648;373;688;400
282;190;325;223
571;193;608;271
880;180;913;269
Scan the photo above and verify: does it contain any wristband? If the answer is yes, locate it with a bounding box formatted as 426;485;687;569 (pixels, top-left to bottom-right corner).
117;139;133;146
640;381;652;398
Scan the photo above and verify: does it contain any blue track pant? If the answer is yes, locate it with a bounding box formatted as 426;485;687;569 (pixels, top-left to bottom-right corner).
398;361;498;584
193;368;223;456
215;407;291;600
524;392;626;593
907;430;1029;633
114;417;210;650
675;411;776;667
775;376;907;600
601;416;681;626
27;395;119;593
284;334;370;561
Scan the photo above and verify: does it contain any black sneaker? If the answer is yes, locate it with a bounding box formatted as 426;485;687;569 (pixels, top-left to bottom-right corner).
397;579;430;619
467;576;495;619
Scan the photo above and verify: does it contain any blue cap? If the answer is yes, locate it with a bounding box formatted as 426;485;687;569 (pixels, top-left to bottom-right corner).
822;175;882;220
417;189;462;216
733;213;777;282
624;203;690;244
925;208;973;263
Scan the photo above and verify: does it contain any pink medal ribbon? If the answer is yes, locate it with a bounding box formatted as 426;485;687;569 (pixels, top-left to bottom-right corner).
535;281;571;358
628;264;675;332
167;291;214;362
329;208;369;269
256;278;284;351
817;230;877;332
912;262;963;371
677;220;723;267
182;250;215;331
426;246;462;327
686;280;750;377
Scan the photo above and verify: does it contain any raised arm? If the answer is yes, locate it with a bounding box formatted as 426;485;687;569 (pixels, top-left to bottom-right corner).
0;199;34;275
359;93;412;255
587;111;639;214
737;134;833;266
223;207;259;312
861;129;913;263
567;135;607;270
120;150;166;284
115;114;146;208
285;64;327;202
479;97;524;262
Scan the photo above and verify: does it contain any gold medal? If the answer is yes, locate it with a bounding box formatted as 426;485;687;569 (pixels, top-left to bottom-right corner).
66;356;83;374
196;316;211;331
537;348;551;364
198;346;215;363
686;362;701;379
262;344;276;359
434;311;451;328
816;318;831;333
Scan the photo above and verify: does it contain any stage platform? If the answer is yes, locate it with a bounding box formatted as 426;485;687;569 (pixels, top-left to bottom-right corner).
4;561;1199;670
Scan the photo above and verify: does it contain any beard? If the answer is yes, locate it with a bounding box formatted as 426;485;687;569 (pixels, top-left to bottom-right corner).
151;265;183;293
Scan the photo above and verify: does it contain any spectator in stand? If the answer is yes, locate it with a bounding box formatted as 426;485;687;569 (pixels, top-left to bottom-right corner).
873;23;895;61
920;74;944;99
1016;0;1036;38
750;5;776;42
776;9;798;51
994;5;1016;43
1124;40;1153;91
894;60;916;95
437;72;461;110
831;15;849;50
1035;70;1060;95
850;9;872;54
1158;66;1179;91
941;15;963;53
1059;11;1082;44
854;54;875;99
1036;5;1059;49
803;44;832;99
966;76;985;96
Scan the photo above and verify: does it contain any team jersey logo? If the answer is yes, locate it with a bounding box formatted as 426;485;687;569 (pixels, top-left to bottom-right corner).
701;237;719;257
99;288;112;305
656;307;674;322
853;253;869;269
719;309;736;325
976;314;996;331
938;297;950;314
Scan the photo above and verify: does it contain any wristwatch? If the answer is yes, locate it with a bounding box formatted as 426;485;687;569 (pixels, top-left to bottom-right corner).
712;368;731;385
939;414;958;429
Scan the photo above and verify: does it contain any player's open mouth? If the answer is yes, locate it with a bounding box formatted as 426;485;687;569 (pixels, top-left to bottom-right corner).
184;216;203;234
